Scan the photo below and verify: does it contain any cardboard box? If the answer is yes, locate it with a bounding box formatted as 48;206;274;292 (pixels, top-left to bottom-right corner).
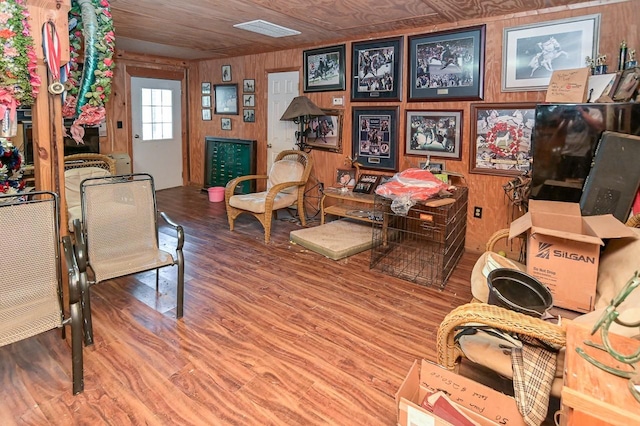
396;359;525;426
509;200;636;312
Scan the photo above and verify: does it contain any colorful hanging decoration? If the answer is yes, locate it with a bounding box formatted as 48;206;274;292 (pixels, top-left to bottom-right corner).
0;0;41;137
63;0;115;143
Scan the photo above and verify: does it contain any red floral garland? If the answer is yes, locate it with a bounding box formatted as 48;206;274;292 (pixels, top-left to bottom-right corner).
485;122;522;157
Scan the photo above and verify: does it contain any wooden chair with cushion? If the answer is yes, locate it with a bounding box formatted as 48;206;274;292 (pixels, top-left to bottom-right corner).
0;191;85;394
436;213;640;399
73;173;185;346
225;150;313;243
64;154;116;231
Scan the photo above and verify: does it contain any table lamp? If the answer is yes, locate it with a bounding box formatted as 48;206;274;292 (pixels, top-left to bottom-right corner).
280;96;325;150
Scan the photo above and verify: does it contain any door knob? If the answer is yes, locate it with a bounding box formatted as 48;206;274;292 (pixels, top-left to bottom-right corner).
267;143;272;148
134;134;140;139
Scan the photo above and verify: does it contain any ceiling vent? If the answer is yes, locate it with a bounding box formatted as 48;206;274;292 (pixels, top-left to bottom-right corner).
233;20;300;38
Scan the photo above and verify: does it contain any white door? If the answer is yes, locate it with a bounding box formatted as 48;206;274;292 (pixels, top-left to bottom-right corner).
267;71;299;170
131;77;183;190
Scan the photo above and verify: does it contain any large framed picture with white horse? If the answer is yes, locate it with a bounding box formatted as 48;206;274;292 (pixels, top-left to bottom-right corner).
408;25;485;102
303;44;346;93
502;14;600;92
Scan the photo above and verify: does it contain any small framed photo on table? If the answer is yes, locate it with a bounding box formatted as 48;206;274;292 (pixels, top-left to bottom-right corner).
335;168;356;188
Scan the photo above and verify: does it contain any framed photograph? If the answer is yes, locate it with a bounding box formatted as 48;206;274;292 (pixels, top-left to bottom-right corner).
335;168;356;188
242;94;255;107
351;36;403;101
352;107;399;171
612;67;640;102
243;79;255;93
222;65;232;82
502;14;600;91
405;110;463;160
353;174;380;194
408;25;485;101
303;44;346;92
201;82;211;94
304;108;344;153
243;109;255;123
214;84;238;115
470;103;537;176
201;109;211;121
221;118;232;130
201;95;211;108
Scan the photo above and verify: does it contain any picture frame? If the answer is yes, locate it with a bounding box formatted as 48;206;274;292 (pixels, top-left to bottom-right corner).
612;67;640;102
352;107;399;171
221;118;232;130
405;110;463;160
243;109;255;123
419;161;444;173
502;14;600;92
201;109;211;121
243;79;255;93
201;82;211;94
214;84;238;115
242;94;255;107
303;44;346;92
408;25;485;101
304;108;344;153
335;168;356;188
352;174;380;194
470;103;537;176
351;36;403;101
222;65;232;82
201;95;211;108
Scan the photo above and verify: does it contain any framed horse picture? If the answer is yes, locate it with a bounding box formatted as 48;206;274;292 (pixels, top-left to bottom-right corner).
408;26;485;101
304;108;344;153
303;44;346;92
405;110;462;160
502;14;600;91
351;37;403;101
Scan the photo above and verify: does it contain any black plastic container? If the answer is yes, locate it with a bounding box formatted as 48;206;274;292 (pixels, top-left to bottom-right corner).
486;268;553;317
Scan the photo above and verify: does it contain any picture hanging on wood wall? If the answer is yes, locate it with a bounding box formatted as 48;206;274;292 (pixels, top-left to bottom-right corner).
405;110;462;160
351;36;403;101
351;107;398;171
470;103;536;176
222;65;232;82
304;108;343;153
502;14;600;91
214;84;238;115
408;25;485;101
243;79;255;93
303;44;346;92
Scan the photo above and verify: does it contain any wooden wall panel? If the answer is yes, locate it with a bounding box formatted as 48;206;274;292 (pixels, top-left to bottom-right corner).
186;1;637;252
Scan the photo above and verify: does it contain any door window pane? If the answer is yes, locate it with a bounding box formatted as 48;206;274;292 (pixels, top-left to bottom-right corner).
141;88;173;140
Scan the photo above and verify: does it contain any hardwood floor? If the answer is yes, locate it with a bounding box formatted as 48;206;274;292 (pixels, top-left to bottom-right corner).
1;186;481;425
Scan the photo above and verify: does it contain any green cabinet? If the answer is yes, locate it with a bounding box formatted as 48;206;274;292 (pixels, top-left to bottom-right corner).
204;137;257;194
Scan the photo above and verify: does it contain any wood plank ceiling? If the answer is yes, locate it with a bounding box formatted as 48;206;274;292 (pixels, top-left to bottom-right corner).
110;0;589;60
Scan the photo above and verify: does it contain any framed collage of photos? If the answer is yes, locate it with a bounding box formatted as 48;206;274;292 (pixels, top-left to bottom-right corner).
408;25;485;101
352;107;399;171
303;44;346;92
470;103;536;176
351;37;403;101
405;110;462;159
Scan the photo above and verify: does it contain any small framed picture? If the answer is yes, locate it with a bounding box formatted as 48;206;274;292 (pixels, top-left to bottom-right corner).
242;94;255;107
419;161;445;173
353;174;380;194
221;118;231;130
202;109;211;121
335;168;356;188
612;67;640;102
201;82;211;94
243;109;255;123
304;108;344;153
243;79;255;93
214;84;238;115
201;95;211;108
222;65;232;82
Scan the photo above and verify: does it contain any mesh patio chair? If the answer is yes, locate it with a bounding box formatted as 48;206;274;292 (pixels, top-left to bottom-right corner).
0;191;85;394
74;173;184;345
64;154;116;231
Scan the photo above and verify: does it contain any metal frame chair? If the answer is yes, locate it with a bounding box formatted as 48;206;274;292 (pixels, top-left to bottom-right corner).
0;191;85;394
73;173;185;346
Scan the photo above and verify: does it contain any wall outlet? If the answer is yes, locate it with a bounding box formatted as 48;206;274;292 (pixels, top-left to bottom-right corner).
332;96;344;106
473;206;482;218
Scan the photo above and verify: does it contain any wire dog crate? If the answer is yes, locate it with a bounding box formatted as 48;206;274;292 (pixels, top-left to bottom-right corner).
370;187;468;288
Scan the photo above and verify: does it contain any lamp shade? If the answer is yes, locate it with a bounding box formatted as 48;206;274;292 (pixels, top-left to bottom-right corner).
280;96;325;121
